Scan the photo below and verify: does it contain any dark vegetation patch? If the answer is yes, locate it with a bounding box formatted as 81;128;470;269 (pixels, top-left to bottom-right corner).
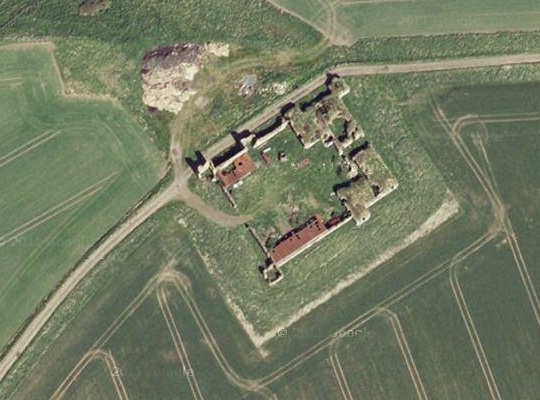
78;0;110;17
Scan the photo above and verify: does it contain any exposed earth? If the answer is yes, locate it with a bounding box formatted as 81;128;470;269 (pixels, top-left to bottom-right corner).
140;42;229;114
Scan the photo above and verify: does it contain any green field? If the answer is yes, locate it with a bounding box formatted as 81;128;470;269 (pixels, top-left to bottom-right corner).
332;317;421;399
0;0;323;153
0;44;163;351
271;0;540;45
5;68;540;399
3;1;540;396
59;357;119;400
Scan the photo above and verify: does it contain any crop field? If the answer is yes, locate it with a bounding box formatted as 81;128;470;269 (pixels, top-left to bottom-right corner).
0;44;163;351
0;202;467;400
4;56;540;400
479;124;540;288
331;317;421;399
58;357;119;400
270;0;540;45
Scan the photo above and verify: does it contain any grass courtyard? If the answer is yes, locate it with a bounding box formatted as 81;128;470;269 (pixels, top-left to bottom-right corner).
234;127;348;241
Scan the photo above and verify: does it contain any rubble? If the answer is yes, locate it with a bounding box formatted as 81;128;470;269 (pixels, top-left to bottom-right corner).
140;42;229;114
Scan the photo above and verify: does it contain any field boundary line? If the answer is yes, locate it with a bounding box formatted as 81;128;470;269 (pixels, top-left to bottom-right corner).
436;106;540;330
378;308;429;400
88;276;160;349
0;184;179;384
50;349;129;400
7;50;540;387
259;230;496;386
157;286;204;400
0;173;118;246
0;41;120;104
163;275;278;400
48;232;494;400
328;340;354;400
0;129;63;170
471;131;540;331
49;276;161;399
449;266;501;400
0;172;118;246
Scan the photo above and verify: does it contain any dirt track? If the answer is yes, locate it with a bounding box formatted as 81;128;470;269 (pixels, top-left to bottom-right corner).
204;53;540;160
3;51;540;384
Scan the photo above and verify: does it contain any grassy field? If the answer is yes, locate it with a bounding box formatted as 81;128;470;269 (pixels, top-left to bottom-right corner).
271;0;540;45
0;44;163;352
0;0;323;153
7;68;540;398
188;75;450;335
0;201;472;400
3;10;540;397
333;317;420;399
59;358;119;400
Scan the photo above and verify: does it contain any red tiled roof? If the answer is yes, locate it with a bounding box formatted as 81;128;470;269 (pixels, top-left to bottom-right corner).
216;153;257;189
270;215;327;263
326;215;341;228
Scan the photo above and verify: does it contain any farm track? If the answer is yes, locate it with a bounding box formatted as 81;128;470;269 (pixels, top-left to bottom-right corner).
449;266;501;400
378;308;428;400
165;276;278;400
50;276;161;399
434;106;540;330
258;230;496;388
0;173;117;246
0;129;63;170
52;270;276;400
265;0;336;46
3;50;540;387
50;349;129;400
328;340;354;400
157;286;204;400
178;189;252;228
205;53;540;160
51;227;493;399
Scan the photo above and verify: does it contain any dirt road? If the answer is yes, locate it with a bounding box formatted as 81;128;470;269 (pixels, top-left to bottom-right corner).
204;53;540;160
2;52;540;384
0;184;179;382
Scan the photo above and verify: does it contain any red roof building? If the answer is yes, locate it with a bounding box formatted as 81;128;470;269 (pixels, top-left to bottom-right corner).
270;215;327;263
216;153;257;189
326;215;341;228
